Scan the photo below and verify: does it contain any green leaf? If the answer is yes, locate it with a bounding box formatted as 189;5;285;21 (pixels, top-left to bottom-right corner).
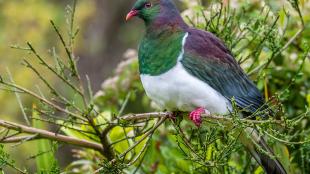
273;143;290;172
59;120;99;142
32;105;57;173
254;166;264;174
279;9;286;27
109;126;133;157
307;94;310;107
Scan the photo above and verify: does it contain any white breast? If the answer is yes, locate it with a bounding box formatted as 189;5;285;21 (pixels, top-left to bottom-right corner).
140;62;231;114
140;32;231;114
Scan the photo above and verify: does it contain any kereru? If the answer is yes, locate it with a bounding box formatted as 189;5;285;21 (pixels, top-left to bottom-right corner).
126;0;286;173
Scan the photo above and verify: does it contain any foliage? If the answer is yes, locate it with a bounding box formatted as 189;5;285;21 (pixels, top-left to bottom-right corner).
0;1;95;172
32;106;59;173
0;145;25;173
0;0;309;174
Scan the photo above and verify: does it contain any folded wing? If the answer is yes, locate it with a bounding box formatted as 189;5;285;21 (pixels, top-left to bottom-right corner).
181;28;266;116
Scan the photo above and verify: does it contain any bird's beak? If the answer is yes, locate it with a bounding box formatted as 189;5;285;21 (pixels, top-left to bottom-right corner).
126;10;138;21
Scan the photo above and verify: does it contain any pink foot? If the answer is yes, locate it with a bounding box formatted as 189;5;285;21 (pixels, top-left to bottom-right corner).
189;107;210;127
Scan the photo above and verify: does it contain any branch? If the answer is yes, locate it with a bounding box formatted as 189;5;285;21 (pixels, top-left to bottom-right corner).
248;2;306;76
118;116;168;159
1;135;39;143
119;112;172;121
0;80;86;121
26;42;83;96
0;111;284;159
202;114;284;126
22;59;83;113
119;112;284;126
94;116;168;174
0;119;103;152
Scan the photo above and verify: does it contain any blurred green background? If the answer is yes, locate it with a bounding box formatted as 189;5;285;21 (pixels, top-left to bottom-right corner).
0;0;309;173
0;0;144;171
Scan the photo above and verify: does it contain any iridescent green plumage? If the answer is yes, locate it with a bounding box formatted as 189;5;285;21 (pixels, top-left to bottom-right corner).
139;30;185;75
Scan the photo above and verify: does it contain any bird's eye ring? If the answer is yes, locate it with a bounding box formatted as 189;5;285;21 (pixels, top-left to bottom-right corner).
144;2;152;8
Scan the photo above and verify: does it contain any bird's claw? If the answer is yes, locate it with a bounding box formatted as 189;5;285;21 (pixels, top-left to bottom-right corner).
168;112;177;121
189;107;210;127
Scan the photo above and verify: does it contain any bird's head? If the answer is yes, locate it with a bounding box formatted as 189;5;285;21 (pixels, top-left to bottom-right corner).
126;0;181;26
126;0;160;23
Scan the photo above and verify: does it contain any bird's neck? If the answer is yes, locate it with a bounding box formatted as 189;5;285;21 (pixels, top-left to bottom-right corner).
145;12;188;35
139;27;187;76
139;9;189;76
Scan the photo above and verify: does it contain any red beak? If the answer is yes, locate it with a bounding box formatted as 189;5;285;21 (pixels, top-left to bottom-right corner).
126;10;138;21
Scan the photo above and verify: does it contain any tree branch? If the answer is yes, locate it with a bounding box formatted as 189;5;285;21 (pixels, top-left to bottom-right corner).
119;112;172;121
119;112;284;126
0;112;284;156
0;119;103;152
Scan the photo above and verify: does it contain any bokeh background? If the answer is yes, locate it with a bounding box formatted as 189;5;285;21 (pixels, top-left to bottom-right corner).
0;0;309;173
0;0;145;170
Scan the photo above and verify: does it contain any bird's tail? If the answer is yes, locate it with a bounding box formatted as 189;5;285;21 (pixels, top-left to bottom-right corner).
240;128;287;174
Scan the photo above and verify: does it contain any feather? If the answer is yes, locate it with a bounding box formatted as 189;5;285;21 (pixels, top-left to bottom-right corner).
182;28;265;116
241;128;287;174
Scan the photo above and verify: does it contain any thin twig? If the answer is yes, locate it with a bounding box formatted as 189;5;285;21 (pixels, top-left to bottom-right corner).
26;42;83;96
118;116;168;159
22;59;83;113
2;135;38;143
6;68;30;125
126;134;152;166
1;80;86;121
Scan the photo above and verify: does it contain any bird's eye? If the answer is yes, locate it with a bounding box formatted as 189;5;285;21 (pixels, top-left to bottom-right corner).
144;2;152;9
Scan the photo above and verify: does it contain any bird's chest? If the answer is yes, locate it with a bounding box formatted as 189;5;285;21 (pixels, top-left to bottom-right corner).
140;63;231;114
138;31;185;76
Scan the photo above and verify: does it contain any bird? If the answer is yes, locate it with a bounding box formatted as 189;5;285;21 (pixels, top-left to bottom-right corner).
126;0;286;173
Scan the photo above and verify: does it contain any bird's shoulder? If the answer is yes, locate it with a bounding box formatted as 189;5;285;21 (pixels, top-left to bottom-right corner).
184;28;235;63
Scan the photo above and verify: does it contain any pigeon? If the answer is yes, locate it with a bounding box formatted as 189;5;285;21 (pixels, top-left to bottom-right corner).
126;0;286;173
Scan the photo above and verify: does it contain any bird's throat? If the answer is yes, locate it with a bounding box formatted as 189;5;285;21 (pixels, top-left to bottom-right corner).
138;30;186;76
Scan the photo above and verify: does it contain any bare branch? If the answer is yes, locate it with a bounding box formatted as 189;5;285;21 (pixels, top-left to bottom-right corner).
1;135;39;143
0;119;103;152
118;112;284;126
119;112;172;121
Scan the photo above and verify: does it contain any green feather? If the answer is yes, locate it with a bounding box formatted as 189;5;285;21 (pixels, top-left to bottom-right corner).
139;30;185;75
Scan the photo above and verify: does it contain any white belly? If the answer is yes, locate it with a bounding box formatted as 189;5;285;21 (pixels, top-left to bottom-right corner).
140;63;231;114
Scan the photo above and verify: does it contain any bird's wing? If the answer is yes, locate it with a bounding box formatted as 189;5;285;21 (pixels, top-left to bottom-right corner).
181;28;265;115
